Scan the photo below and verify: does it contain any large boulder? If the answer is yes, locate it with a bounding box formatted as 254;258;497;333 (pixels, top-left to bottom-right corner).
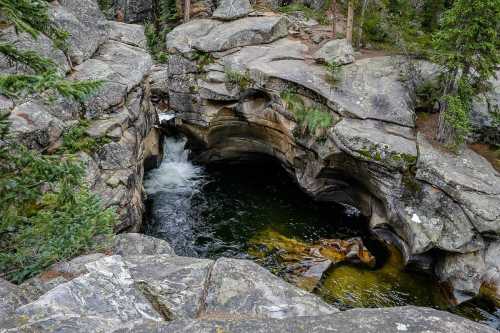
166;16;289;54
212;0;253;20
113;233;176;256
108;21;147;49
50;0;109;65
313;39;355;65
204;258;337;319
2;256;163;332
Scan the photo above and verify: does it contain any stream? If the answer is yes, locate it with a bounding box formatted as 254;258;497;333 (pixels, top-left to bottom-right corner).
144;136;500;329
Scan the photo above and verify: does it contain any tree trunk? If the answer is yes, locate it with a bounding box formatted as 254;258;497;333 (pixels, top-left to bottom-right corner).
332;0;337;38
184;0;190;22
357;0;369;48
346;0;354;45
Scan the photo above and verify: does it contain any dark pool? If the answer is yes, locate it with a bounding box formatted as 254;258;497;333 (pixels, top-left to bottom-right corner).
144;136;499;329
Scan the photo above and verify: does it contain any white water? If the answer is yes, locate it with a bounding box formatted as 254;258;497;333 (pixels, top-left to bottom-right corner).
144;136;207;256
144;137;205;195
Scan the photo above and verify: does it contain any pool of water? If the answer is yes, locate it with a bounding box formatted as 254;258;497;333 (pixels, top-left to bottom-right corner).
144;136;499;329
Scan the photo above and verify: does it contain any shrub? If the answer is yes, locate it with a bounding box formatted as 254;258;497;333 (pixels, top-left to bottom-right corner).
0;115;116;282
281;90;333;140
60;120;111;154
325;60;342;86
225;69;253;90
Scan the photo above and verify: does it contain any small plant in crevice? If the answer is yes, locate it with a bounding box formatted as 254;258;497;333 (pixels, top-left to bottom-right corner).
325;60;342;87
281;90;333;141
60;120;111;154
145;23;169;64
225;69;253;90
193;51;214;71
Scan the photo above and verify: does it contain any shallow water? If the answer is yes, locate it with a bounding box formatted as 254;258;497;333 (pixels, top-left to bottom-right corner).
144;136;499;329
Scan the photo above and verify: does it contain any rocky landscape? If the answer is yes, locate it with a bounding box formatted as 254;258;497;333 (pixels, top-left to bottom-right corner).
0;0;499;331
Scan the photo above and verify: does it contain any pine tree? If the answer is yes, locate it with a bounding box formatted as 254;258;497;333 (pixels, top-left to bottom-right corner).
0;0;114;283
432;0;500;148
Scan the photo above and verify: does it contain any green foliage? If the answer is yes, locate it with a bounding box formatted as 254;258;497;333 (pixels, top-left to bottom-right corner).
278;3;330;25
281;90;333;140
0;0;102;100
0;116;115;283
159;0;178;22
0;0;69;48
225;69;253;90
145;23;169;63
0;0;114;283
442;94;471;148
193;51;214;71
60;120;111;154
432;0;500;147
325;60;342;86
97;0;112;11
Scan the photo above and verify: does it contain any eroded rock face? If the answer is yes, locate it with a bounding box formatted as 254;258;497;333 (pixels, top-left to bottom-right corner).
164;13;500;304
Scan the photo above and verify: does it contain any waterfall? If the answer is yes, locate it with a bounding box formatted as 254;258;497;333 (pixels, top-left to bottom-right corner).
144;136;206;256
144;136;205;195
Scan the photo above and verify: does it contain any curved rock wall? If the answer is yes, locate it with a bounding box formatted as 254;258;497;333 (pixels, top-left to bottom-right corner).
161;7;500;304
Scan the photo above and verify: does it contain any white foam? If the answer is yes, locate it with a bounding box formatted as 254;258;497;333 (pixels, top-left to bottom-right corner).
144;137;205;195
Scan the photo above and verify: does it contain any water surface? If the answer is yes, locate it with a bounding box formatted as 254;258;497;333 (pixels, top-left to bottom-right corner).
144;136;499;329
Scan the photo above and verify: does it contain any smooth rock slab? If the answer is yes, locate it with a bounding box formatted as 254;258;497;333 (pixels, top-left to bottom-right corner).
204;258;337;319
126;306;497;333
394;183;484;254
229;54;415;127
193;17;289;53
3;256;162;332
416;134;500;233
212;0;252;20
124;255;214;319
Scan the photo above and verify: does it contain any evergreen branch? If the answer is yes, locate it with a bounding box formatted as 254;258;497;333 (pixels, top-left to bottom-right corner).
0;73;103;102
0;0;68;46
0;42;57;74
